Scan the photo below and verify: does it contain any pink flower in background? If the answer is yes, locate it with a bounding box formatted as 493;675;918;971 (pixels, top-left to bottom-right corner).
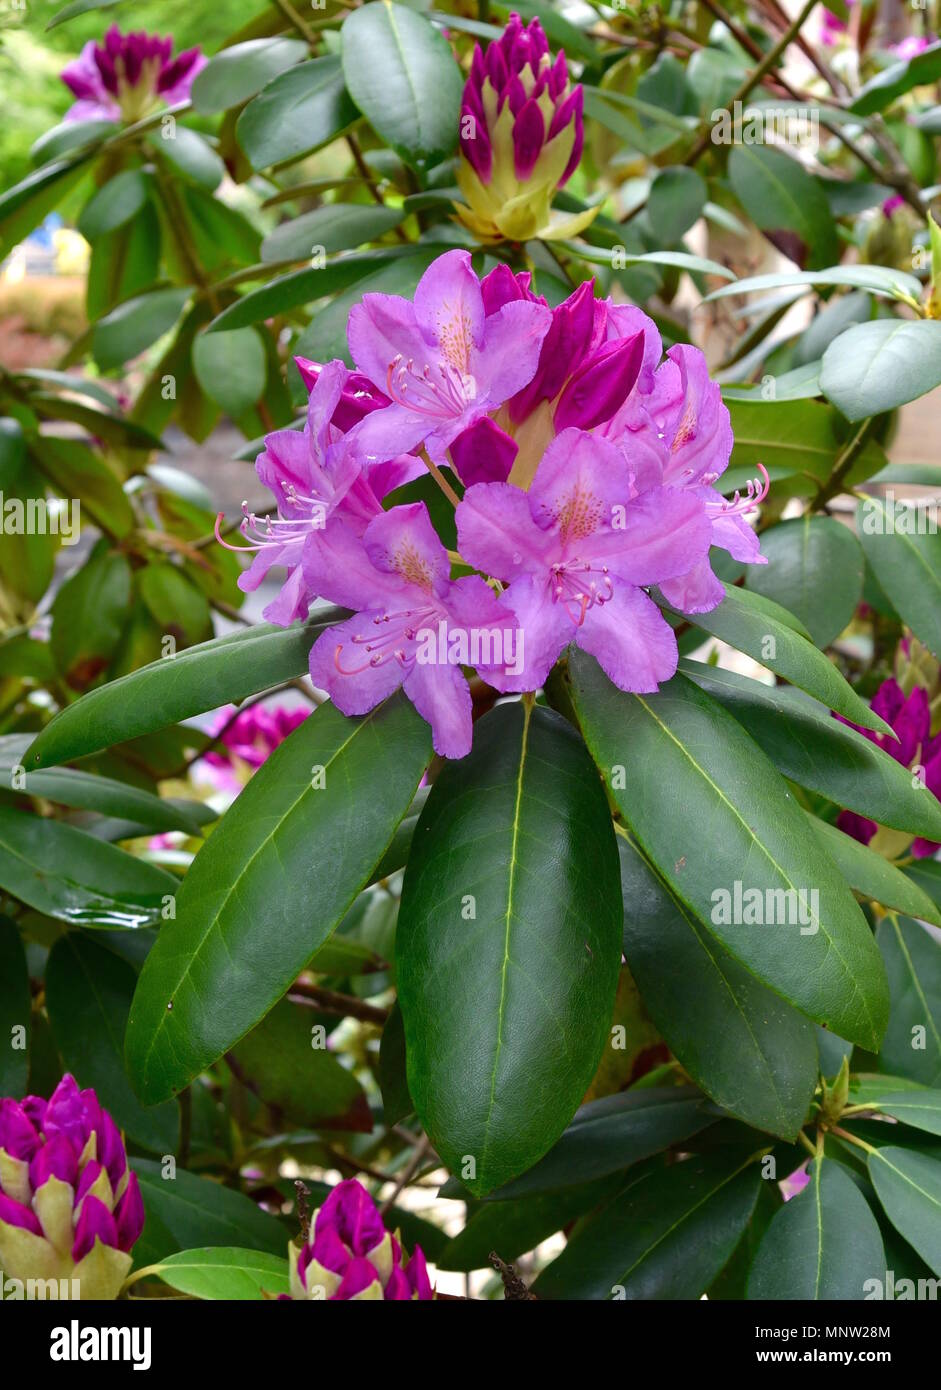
198;703;309;792
61;25;206;123
0;1076;143;1300
835;678;941;857
890;35;934;60
289;1179;432;1300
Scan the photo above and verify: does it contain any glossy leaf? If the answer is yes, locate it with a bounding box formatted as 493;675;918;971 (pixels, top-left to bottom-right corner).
397;702;623;1195
876;916;941;1086
867;1146;941;1275
856;496;941;659
567;655;889;1050
150;1247;290;1300
666;582;893;735
728;145;838;269
618;831;817;1139
821;320;941;422
745;517;863;647
533;1153;761;1299
125;694;431;1103
0;805;176;928
341;2;463;169
93;287;192;372
191;37;309;114
131;1159;287;1267
25;612;344;769
46;933;179;1152
236;57;357;170
747;1158;885;1299
192;327;267;417
810;815;941;928
680;661;941;843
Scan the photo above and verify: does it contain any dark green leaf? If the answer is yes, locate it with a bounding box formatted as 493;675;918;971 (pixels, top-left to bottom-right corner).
567;655;889;1050
533;1153;761;1299
618;831;817;1139
868;1146;941;1275
341;2;463;169
236;58;357;170
851;41;941;115
192;327;267;417
78;170;151;240
876;916;941;1086
46;933;178;1151
745;517;863;647
93;287;192;372
728;145;838;269
856;496;941;659
191;37;309;115
0;916;30;1094
810;816;941;928
822;320;941;423
747;1158;884;1299
131;1158;287;1266
126;694;431;1102
261;203;405;262
397;702;622;1195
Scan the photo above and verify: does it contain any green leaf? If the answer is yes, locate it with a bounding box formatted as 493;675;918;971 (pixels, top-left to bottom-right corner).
25;613;344;769
647;166;707;243
745;517;863;647
851;41;941;115
192;327;267;417
680;662;941;844
125;694;431;1103
0;916;30;1094
436;1178;622;1272
876;916;941;1086
138;563;211;648
131;1159;287;1266
261;203;405;263
856;497;941;659
205;252;404;332
809;816;941;928
236;57;358;170
378;1001;412;1126
0;755;203;836
229;998;371;1132
0;159;89;259
191;37;309;115
93;287;192;372
728;145;838;269
50;548;132;690
146;129;224;191
78;170;151;240
397;703;621;1196
747;1158;885;1299
667;582;893;736
31;436;135;539
150;1247;290;1300
0;806;176;928
567;655;889;1050
618;831;817;1139
47;0;127;28
293;248;443;366
706;264;923;303
725;398;883;493
46;933;179;1152
868;1146;941;1275
461;1087;717;1201
341;2;464;169
856;1090;941;1136
532;1153;761;1299
821;320;941;422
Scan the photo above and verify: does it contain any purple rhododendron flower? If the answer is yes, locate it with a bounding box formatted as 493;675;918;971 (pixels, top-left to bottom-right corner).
305;503;520;758
455;427;713;692
344;249;551;466
290;1179;433;1300
61;25;206;124
194;703;310;794
216;360;422;626
835;678;941;858
0;1075;143;1299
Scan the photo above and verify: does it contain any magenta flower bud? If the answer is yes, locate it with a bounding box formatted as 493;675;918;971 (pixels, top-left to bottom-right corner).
61;23;206;124
289;1179;434;1300
0;1075;144;1299
554;331;646;433
294;357;390;431
455;13;595;243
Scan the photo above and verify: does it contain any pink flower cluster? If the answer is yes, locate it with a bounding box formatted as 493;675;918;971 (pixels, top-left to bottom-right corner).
289;1179;432;1300
219;250;767;759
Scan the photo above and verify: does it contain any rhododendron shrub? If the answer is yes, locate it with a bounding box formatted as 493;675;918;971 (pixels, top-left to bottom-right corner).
2;0;941;1314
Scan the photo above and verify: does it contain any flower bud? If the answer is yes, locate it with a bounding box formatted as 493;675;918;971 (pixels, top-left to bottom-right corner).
0;1076;144;1299
454;13;597;243
289;1179;433;1300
